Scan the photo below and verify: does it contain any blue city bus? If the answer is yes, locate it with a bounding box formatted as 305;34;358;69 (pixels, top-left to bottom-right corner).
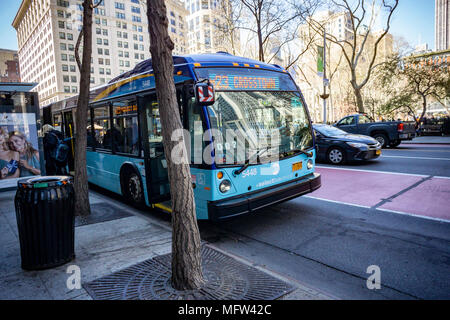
42;53;321;220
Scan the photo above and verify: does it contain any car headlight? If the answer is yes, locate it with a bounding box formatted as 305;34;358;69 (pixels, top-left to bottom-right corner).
219;179;231;193
307;159;314;170
346;142;368;149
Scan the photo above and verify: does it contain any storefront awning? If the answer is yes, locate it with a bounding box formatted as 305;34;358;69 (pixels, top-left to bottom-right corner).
0;83;37;93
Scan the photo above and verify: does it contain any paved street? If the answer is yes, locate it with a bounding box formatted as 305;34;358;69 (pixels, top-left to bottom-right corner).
196;142;450;299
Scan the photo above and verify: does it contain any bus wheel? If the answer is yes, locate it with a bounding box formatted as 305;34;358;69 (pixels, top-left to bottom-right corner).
123;171;145;208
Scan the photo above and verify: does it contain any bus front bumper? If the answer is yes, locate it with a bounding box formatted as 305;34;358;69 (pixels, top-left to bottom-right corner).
208;173;321;220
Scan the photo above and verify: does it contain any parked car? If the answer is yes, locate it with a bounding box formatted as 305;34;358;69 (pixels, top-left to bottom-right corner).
334;114;416;148
313;124;382;165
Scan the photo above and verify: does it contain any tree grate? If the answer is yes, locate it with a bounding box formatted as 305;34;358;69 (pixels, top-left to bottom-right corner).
75;203;132;227
83;245;295;300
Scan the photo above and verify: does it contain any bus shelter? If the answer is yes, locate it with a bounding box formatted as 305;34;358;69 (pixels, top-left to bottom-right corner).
0;83;44;190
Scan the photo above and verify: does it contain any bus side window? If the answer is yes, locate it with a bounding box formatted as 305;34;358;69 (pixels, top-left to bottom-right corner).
92;105;111;150
112;99;139;155
113;116;139;155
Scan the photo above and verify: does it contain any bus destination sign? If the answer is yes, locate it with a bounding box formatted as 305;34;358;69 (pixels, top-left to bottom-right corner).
209;74;280;91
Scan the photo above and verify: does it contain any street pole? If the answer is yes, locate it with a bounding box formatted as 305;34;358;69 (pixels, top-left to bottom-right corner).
319;30;330;124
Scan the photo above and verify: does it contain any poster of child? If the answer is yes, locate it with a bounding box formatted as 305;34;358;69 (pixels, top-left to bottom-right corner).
0;113;41;185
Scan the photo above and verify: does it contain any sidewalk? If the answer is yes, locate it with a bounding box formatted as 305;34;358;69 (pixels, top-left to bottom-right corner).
403;135;450;144
0;188;332;300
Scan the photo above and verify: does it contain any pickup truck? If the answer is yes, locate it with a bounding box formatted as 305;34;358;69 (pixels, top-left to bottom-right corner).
334;114;416;147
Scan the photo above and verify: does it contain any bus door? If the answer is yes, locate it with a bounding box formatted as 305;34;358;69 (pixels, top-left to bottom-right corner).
63;110;75;172
138;93;170;203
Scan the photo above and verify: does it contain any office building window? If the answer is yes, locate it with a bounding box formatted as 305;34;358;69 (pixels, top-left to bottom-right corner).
116;12;126;19
115;2;125;10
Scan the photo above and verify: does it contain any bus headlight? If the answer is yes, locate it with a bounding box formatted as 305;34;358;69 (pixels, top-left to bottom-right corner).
219;180;231;193
307;159;314;170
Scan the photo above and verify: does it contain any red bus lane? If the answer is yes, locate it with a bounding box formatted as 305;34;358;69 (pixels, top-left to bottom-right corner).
309;167;450;222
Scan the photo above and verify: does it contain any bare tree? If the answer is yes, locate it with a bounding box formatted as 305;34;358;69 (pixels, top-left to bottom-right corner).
213;0;243;55
146;0;204;290
235;0;320;62
378;53;450;126
73;0;102;217
304;0;399;113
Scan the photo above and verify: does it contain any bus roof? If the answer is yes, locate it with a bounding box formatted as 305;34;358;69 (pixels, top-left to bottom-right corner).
109;52;285;83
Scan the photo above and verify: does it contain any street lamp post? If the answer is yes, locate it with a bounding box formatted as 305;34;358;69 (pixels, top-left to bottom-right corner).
320;31;330;124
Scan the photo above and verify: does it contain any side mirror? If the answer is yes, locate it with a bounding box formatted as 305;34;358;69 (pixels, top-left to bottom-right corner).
194;81;215;106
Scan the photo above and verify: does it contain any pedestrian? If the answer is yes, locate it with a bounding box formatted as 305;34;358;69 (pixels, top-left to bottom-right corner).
42;124;68;175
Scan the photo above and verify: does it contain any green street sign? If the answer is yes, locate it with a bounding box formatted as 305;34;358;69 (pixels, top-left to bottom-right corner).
317;46;324;75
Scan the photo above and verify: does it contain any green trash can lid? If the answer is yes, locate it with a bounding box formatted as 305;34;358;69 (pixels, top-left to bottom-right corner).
18;176;73;189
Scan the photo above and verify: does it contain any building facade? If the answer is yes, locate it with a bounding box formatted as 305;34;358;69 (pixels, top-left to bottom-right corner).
296;10;394;123
436;0;450;51
12;0;188;106
0;49;21;82
184;0;239;54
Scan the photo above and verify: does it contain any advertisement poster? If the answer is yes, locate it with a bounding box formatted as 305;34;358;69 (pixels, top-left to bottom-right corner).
0;113;41;189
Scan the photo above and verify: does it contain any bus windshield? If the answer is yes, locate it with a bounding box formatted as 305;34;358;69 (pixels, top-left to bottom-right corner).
206;91;313;165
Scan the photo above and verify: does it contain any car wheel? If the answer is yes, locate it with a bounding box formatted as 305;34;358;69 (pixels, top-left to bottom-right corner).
122;171;145;209
327;147;346;165
373;133;388;148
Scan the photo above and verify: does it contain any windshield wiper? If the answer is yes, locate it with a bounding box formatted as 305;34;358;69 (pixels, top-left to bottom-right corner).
283;148;314;158
234;148;269;175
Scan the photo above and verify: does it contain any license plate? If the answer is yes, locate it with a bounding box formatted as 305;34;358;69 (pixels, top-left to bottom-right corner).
399;134;408;139
292;162;302;172
376;150;381;155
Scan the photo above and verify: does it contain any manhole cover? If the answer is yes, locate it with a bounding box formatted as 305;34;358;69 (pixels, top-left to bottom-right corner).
84;245;294;300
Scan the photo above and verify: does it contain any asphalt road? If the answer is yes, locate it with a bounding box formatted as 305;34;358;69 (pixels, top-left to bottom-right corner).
198;142;450;300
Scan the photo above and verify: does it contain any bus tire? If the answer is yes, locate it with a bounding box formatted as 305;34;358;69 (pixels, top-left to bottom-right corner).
121;169;145;209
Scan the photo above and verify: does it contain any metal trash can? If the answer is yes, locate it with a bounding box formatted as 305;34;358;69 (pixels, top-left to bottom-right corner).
15;176;75;270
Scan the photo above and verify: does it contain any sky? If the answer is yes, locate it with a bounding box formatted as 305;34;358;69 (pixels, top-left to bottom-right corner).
0;0;436;52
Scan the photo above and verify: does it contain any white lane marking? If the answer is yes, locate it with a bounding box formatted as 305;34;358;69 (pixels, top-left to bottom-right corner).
381;155;450;161
375;208;450;224
315;165;430;178
434;175;450;180
303;196;450;224
303;196;371;209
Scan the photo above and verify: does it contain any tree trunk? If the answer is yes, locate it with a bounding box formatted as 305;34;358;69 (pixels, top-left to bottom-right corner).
418;94;428;126
146;0;204;291
353;85;365;113
74;0;93;217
